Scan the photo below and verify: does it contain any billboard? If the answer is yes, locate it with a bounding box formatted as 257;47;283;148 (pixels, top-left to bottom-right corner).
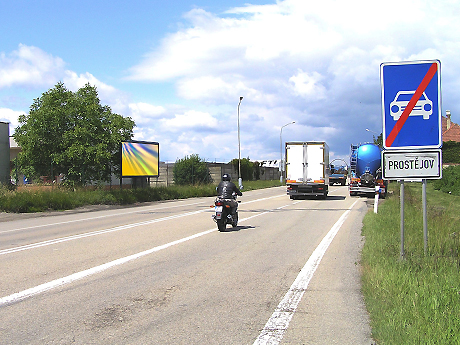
121;141;159;177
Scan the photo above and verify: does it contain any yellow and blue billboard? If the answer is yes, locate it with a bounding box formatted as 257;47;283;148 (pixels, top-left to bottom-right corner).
121;141;159;177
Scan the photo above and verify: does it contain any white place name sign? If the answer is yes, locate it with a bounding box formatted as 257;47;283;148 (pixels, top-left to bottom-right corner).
382;150;442;180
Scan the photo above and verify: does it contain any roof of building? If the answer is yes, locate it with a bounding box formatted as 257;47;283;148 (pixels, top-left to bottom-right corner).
442;115;460;142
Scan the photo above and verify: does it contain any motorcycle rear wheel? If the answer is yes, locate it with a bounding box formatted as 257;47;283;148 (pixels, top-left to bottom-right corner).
217;218;226;232
232;213;238;228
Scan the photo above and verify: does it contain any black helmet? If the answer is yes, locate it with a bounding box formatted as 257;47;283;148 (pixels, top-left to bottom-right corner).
222;173;231;181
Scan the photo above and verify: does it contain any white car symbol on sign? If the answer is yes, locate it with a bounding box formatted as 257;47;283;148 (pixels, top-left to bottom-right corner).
390;90;433;121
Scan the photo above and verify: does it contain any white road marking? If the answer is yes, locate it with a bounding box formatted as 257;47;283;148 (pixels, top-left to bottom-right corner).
0;200;207;234
0;227;216;306
0;194;286;234
0;195;290;306
0;194;286;256
0;209;205;256
253;199;360;345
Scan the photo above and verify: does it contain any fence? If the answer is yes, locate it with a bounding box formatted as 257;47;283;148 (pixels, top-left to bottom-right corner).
10;161;281;188
150;162;280;187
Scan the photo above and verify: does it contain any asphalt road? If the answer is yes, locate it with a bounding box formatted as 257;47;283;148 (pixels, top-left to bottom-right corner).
0;186;375;344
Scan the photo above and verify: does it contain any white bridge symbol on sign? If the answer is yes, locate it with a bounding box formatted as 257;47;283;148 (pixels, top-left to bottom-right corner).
390;90;433;121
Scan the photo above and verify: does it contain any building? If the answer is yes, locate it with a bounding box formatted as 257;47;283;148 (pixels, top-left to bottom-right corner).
0;122;10;184
442;110;460;143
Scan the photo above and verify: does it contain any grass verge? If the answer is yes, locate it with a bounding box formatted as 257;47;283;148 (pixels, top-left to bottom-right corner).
0;180;283;213
361;182;460;344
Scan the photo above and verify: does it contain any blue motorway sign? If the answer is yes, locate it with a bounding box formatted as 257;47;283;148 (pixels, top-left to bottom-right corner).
381;60;441;150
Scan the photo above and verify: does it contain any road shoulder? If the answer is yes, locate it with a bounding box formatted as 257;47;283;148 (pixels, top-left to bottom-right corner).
280;199;375;345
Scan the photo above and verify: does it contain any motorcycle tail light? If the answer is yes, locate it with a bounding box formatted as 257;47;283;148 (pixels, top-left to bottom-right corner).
215;201;223;206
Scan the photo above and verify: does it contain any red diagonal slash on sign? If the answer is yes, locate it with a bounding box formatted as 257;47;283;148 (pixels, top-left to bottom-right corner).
386;62;438;147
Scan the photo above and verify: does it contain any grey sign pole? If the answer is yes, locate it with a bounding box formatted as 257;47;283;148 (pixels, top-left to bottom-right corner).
400;180;405;259
422;179;428;255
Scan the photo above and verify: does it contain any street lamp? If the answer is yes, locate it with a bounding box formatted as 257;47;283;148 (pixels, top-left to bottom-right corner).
365;128;378;134
237;96;243;189
280;121;295;182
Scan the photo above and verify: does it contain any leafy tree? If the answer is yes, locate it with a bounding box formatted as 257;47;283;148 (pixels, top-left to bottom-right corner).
230;157;254;181
173;154;212;185
442;141;460;164
14;82;135;185
373;133;383;149
253;161;261;180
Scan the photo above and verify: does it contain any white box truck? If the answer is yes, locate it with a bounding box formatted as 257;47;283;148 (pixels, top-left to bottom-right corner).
285;141;330;199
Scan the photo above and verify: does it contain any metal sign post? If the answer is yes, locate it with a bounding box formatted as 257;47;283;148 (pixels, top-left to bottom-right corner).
400;180;405;259
422;179;428;255
381;60;442;258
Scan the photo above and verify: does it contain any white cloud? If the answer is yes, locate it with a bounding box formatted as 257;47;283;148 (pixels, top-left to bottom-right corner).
4;0;460;164
63;71;117;94
128;102;166;125
160;110;218;131
0;108;25;132
176;75;266;103
0;44;66;88
289;70;326;100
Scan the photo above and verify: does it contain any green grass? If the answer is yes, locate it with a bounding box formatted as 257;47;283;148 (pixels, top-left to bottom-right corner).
361;182;460;344
0;180;283;213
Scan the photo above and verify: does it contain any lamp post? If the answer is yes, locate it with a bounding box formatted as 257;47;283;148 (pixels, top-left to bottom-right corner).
280;121;295;182
365;128;377;135
366;128;382;147
237;96;243;189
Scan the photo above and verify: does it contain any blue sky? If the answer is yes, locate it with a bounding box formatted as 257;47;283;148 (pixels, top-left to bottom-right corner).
1;0;460;164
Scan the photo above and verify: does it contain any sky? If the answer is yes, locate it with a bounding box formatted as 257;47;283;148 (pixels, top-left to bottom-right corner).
1;0;460;165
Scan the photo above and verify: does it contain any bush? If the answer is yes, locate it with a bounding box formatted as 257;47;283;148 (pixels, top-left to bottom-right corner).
173;154;212;185
442;141;460;164
0;180;282;213
432;165;460;195
230;157;255;181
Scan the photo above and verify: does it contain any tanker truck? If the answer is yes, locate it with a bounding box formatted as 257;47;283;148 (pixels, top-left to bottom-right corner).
349;143;387;198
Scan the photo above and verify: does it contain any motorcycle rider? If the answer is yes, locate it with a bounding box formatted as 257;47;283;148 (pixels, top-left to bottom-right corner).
216;174;242;216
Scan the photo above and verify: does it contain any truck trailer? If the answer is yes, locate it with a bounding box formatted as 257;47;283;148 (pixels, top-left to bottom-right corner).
285;141;329;199
349;143;387;198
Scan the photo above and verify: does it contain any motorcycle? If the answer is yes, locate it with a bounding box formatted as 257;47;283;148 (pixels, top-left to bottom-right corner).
212;193;240;232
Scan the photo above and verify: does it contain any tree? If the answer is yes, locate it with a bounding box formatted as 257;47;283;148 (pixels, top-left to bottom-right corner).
230;157;254;181
373;133;383;149
14;82;135;185
173;154;212;185
253;161;261;180
442;141;460;164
